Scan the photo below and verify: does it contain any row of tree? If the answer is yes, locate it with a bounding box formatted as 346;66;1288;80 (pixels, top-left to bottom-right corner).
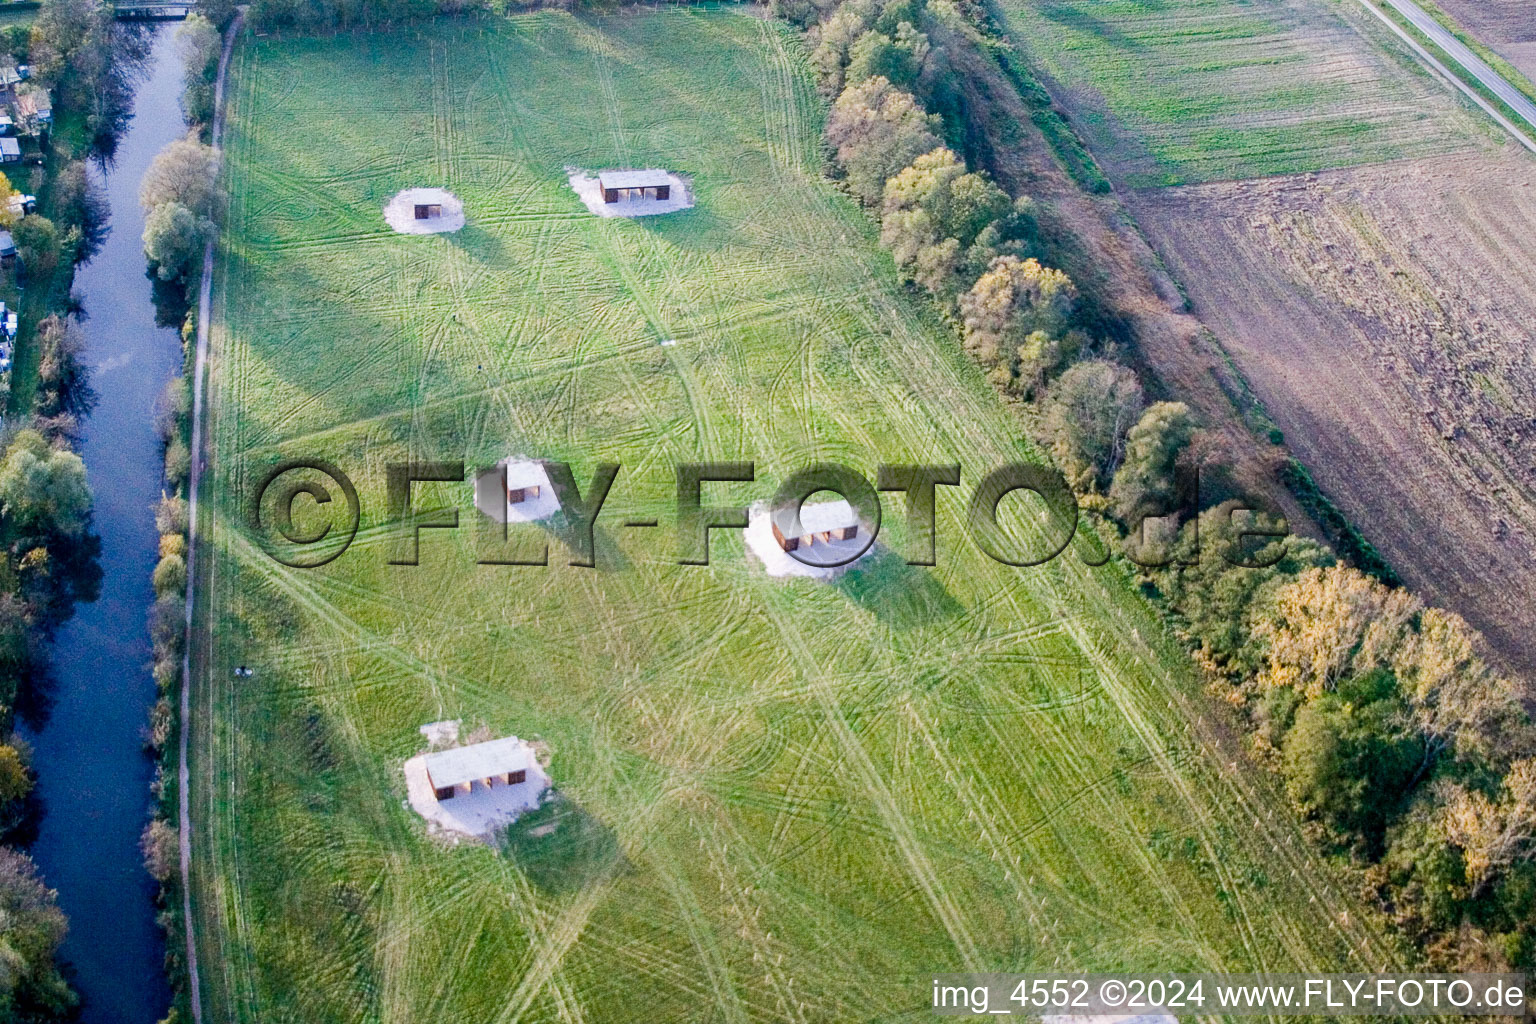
140;21;225;1024
1154;512;1536;966
797;0;1536;973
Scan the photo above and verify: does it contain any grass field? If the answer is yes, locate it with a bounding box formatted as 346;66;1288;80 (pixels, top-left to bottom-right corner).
189;12;1405;1022
991;0;1494;186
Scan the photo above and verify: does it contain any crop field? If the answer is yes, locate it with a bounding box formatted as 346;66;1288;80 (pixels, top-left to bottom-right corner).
1427;0;1536;83
992;0;1493;186
1132;149;1536;678
188;12;1401;1022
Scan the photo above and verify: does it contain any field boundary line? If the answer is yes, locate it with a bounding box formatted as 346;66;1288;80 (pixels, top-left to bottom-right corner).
180;10;243;1024
1353;0;1536;154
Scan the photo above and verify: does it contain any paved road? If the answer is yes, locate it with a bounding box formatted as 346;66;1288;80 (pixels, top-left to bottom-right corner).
1376;0;1536;135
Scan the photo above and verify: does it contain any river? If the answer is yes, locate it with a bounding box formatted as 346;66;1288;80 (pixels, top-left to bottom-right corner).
23;24;185;1024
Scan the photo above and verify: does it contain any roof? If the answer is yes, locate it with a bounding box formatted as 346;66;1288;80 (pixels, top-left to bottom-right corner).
423;737;534;789
0;139;18;157
774;498;858;536
0;230;12;253
598;169;671;190
503;460;551;491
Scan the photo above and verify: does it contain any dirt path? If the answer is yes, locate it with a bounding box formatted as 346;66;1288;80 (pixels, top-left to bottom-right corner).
180;12;243;1024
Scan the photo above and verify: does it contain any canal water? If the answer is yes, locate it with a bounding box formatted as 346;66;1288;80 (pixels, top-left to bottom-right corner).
23;24;184;1024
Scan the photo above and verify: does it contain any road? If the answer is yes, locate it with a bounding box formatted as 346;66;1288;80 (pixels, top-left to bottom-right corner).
1373;0;1536;139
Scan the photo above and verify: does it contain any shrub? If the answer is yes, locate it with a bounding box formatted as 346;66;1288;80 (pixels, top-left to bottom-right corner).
152;554;187;598
140;818;179;883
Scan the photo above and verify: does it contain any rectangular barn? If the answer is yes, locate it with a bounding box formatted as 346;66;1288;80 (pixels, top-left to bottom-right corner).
423;737;534;801
599;169;672;203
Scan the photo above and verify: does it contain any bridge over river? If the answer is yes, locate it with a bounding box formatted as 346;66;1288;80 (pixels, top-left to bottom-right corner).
114;2;191;19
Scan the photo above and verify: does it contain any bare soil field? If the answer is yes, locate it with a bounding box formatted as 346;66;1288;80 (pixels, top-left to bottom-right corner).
1132;150;1536;678
1429;0;1536;82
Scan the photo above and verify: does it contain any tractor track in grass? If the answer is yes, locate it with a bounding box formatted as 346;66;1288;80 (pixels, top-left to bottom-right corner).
192;14;1408;1021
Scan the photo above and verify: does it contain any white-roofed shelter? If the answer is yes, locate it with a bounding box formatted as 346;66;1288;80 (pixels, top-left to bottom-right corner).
473;459;561;524
745;499;876;579
424;736;533;800
599;168;672;203
404;733;551;839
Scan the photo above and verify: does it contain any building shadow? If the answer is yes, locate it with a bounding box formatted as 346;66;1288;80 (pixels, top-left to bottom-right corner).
449;221;505;265
835;547;962;628
498;790;625;893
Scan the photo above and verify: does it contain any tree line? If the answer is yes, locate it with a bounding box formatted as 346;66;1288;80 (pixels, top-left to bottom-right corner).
794;0;1536;973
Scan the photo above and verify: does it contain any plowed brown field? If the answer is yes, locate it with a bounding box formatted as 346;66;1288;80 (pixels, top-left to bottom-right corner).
1132;151;1536;676
1430;0;1536;82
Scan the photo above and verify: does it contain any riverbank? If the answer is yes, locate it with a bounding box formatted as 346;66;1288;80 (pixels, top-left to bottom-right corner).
21;24;187;1024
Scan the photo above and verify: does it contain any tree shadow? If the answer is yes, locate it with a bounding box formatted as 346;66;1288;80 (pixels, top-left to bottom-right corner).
147;269;193;330
835;546;962;627
498;790;625;894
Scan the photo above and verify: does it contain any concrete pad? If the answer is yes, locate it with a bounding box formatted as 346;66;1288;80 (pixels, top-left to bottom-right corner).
384;187;465;235
567;168;694;217
743;500;874;580
419;719;460;747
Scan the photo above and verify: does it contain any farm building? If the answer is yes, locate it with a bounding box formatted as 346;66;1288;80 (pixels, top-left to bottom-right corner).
423;736;534;801
413;202;443;220
771;498;859;553
0;138;18;164
599;169;672;203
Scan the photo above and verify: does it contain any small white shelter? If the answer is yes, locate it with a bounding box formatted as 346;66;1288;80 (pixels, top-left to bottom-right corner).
599;169;672;203
745;499;874;579
423;736;534;800
473;459;560;524
404;733;551;840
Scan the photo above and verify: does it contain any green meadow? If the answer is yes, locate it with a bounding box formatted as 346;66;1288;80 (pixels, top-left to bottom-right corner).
188;12;1404;1021
992;0;1490;186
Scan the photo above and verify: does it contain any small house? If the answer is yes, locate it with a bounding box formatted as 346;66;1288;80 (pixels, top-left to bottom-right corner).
13;90;49;135
413;203;442;220
0;230;15;263
598;169;672;204
2;311;15;342
771;499;859;553
0;115;14;137
0;138;19;164
6;194;33;218
423;736;535;802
